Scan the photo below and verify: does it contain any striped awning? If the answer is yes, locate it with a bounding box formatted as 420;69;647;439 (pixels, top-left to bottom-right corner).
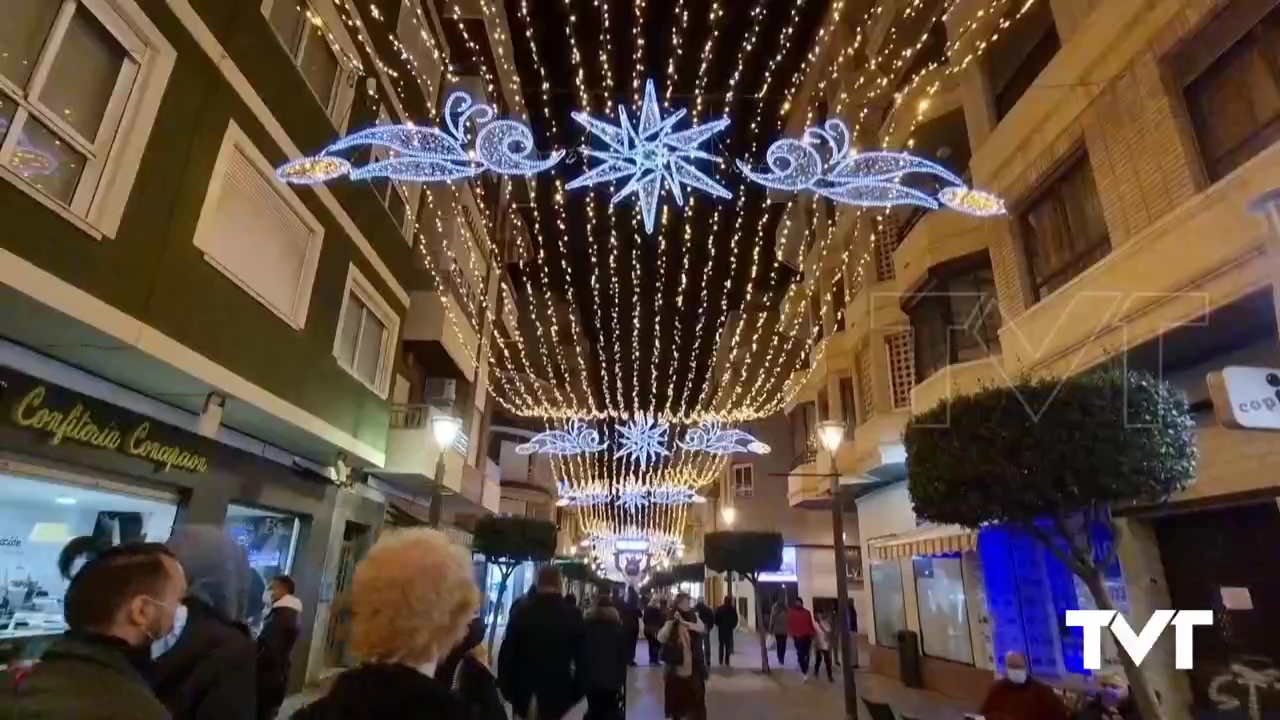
867;525;977;560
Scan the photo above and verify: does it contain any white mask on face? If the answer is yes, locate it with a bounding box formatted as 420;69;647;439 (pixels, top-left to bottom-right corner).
151;603;188;659
1007;668;1028;685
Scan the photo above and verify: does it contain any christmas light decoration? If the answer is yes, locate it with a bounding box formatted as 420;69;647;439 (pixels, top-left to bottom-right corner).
565;78;732;234
515;420;608;456
615;414;671;466
677;421;771;455
556;480;611;508
650;485;699;505
0;119;58;177
613;479;651;513
276;91;563;185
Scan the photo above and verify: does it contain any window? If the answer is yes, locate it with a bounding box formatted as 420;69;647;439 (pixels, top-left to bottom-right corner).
194;123;324;329
1182;6;1280;181
817;391;830;422
988;1;1060;120
0;0;173;234
264;0;343;114
732;464;754;499
369;106;423;243
334;265;399;395
838;376;856;423
224;504;300;630
396;0;443;108
870;561;907;647
1020;154;1110;300
912;555;974;664
907;256;1003;381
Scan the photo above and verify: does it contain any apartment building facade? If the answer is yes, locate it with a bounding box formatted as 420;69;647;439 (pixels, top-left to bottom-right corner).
0;0;507;687
781;0;1280;715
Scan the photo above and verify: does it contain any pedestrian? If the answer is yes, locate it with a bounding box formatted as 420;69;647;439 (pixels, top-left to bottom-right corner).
978;651;1071;720
692;600;714;669
1075;671;1140;720
580;596;630;720
621;588;642;667
291;528;476;720
436;617;506;720
712;596;738;666
643;597;665;665
565;593;578;613
768;600;789;665
787;598;815;680
256;575;303;720
811;611;834;682
656;593;706;720
497;565;584;720
151;526;258;720
0;542;186;720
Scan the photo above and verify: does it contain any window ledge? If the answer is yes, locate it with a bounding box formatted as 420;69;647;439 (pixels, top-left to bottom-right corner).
0;167;105;241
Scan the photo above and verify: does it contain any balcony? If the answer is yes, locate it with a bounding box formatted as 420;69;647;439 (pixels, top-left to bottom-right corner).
911;356;1008;413
893;209;993;297
377;404;468;493
402;277;481;381
837;410;909;483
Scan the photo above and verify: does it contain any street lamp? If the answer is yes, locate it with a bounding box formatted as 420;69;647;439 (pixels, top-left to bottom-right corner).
427;411;462;527
815;419;858;720
719;505;736;526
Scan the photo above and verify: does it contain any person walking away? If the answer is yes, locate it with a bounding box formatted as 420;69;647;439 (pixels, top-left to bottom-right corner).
657;594;706;720
786;598;816;680
811;611;834;682
768;600;789;665
436;616;506;720
621;589;642;666
693;601;714;670
290;528;475;720
151;526;258;720
0;541;186;720
643;598;665;665
497;565;584;720
712;596;738;667
978;651;1071;720
580;596;630;720
565;593;579;615
256;575;302;720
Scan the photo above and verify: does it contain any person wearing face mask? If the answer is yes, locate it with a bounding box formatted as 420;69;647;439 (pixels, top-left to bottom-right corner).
0;542;187;719
656;593;707;720
1076;671;1139;720
257;575;303;720
978;651;1071;720
150;526;259;720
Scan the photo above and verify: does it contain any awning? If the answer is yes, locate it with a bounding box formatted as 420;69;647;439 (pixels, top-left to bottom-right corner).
867;524;978;560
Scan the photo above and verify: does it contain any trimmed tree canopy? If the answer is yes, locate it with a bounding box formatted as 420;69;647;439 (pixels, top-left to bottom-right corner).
905;368;1197;529
671;562;706;584
473;516;558;565
704;531;784;582
646;570;676;589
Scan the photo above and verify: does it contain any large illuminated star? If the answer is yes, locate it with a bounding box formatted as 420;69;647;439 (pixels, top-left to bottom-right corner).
566;79;731;233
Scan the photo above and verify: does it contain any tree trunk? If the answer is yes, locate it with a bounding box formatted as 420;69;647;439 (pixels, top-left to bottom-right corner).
753;583;771;674
486;565;514;656
1081;567;1163;720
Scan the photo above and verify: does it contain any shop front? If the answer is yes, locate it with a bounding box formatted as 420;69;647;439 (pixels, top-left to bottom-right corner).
0;363;383;691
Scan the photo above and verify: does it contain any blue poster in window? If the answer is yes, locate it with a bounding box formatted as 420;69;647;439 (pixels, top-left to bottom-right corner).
977;527;1027;676
1009;531;1061;679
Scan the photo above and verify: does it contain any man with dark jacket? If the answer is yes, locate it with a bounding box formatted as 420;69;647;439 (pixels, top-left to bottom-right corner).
0;542;187;719
256;575;302;720
693;601;715;670
712;596;739;666
641;599;665;665
498;566;584;720
619;590;642;666
579;597;630;720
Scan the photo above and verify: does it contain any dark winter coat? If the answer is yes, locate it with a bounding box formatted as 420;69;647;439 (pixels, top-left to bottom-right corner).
0;632;170;720
256;596;302;720
579;607;630;692
642;605;665;636
497;592;584;720
292;664;469;720
620;601;641;635
436;618;506;720
713;602;739;632
151;597;258;720
693;603;714;634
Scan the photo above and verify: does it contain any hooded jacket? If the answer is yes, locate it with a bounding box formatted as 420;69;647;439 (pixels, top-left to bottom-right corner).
292;664;469;720
0;632;170;720
257;594;303;718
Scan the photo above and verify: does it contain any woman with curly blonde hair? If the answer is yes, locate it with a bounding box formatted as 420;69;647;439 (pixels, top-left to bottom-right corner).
292;528;479;720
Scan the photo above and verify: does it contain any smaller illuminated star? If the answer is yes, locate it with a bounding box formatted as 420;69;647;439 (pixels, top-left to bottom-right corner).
615;414;670;466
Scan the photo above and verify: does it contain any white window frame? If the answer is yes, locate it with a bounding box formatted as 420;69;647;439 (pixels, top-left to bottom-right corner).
333;263;400;397
260;0;357;129
732;463;754;499
395;0;444;109
193;121;325;330
0;0;175;240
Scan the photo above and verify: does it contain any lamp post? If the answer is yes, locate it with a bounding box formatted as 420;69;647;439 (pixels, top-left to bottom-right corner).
816;419;858;720
427;410;462;528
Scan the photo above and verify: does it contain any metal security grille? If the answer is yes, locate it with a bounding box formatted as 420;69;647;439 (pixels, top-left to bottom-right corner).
886;330;916;410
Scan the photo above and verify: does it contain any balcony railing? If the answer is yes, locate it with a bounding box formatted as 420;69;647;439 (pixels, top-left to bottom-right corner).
388;404;469;455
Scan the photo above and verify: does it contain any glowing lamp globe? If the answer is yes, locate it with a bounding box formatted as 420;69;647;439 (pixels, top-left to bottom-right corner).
431;414;462;448
816;420;847;454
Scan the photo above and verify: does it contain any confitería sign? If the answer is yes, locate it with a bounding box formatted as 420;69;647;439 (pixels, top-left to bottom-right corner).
1;368;210;474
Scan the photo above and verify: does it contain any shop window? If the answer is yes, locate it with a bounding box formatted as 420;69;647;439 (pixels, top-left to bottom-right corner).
912;555;975;664
732;464;754;499
907;255;1003;382
0;0;173;234
1020;154;1110;301
1182;5;1280;182
334;264;399;395
224;504;300;626
194;122;325;329
870;560;907;647
0;471;177;666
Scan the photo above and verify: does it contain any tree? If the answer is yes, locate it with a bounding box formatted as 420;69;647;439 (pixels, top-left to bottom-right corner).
473;516;558;653
670;562;706;586
905;368;1196;719
704;530;784;673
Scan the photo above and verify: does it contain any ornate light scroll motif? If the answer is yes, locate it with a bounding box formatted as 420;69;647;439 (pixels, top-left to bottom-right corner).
515;419;608;456
556;480;611;508
677;420;771;455
737;119;1005;215
277;92;563;185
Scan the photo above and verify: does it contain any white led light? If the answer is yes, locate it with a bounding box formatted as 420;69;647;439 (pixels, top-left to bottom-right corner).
515;419;608;455
677;420;771;455
615;413;670;466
